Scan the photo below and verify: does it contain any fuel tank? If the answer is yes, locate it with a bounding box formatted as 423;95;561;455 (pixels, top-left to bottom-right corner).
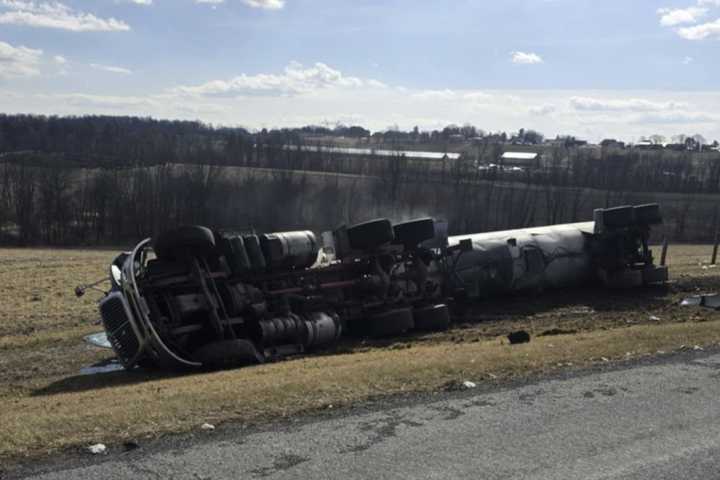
260;230;319;270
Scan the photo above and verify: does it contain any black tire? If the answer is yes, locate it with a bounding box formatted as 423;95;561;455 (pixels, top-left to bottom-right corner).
363;308;414;338
153;225;216;260
346;218;394;251
393;218;435;248
642;265;668;284
242;234;266;271
191;339;264;368
601;206;635;229
413;304;450;332
634;204;662;225
220;235;251;275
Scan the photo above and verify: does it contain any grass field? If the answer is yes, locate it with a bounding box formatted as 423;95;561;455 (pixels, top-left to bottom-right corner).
1;244;720;464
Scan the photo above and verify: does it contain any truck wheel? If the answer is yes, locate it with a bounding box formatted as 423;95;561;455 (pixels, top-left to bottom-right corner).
346;218;394;251
413;304;450;332
634;204;662;225
602;268;643;289
364;308;414;338
153;225;216;260
393;218;435;248
642;265;668;284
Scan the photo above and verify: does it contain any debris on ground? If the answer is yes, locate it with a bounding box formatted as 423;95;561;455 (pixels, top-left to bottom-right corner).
87;444;107;455
538;328;578;337
649;315;661;322
442;380;479;391
200;423;215;431
122;441;140;452
507;331;531;345
680;294;720;309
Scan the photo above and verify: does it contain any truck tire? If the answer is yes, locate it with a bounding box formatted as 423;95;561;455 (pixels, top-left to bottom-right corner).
393;218;435;248
153;225;216;260
602;268;643;289
642;265;668;284
242;234;267;271
364;308;414;338
413;304;450;332
346;218;394;251
634;204;662;226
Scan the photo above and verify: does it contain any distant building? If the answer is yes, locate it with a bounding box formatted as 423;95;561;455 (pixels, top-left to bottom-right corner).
499;151;541;169
600;139;625;149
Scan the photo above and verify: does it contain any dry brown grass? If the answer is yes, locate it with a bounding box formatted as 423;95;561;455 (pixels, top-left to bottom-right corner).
1;244;720;464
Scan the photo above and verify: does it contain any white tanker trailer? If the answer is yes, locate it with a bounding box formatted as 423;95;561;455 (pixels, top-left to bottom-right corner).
443;204;667;298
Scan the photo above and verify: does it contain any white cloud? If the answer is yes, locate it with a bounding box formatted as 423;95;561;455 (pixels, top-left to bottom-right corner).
0;1;130;31
683;56;694;64
569;96;688;112
174;62;379;97
412;89;457;100
125;0;153;5
510;51;543;64
698;0;720;6
53;54;66;64
0;40;42;78
530;104;556;116
90;63;132;74
242;0;284;9
195;0;225;4
657;7;707;26
677;18;720;39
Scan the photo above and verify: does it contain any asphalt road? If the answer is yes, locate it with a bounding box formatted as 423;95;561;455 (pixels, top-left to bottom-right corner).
13;350;720;480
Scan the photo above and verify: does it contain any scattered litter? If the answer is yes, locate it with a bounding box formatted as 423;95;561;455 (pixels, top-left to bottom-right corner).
680;294;720;309
122;441;140;452
442;379;480;391
87;444;107;455
539;328;577;337
657;350;666;355
649;315;661;322
507;330;531;345
201;423;215;431
601;357;610;362
694;345;704;351
701;264;717;270
327;404;334;409
84;332;112;349
487;373;498;379
79;358;124;376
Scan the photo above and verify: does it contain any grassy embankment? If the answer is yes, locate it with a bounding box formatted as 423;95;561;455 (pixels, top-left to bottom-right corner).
1;245;719;463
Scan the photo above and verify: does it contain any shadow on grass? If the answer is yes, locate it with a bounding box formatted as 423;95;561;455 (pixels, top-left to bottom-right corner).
31;366;183;397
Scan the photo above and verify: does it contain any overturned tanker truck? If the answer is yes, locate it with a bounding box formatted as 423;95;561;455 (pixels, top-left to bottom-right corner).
79;203;667;370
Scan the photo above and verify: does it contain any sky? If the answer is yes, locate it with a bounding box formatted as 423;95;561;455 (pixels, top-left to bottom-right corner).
0;0;719;142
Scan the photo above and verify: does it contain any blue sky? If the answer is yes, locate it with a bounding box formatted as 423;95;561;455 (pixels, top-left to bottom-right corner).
0;0;719;142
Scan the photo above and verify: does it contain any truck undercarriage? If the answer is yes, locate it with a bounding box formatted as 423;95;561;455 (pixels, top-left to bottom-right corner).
84;203;667;371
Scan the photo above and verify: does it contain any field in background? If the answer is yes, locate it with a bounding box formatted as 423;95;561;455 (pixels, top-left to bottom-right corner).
1;244;720;463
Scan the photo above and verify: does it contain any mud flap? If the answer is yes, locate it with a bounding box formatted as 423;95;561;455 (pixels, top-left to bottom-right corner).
192;339;265;368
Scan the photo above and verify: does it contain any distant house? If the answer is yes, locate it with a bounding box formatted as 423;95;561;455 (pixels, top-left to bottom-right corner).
633;141;662;150
499;151;541;169
600;139;625;149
